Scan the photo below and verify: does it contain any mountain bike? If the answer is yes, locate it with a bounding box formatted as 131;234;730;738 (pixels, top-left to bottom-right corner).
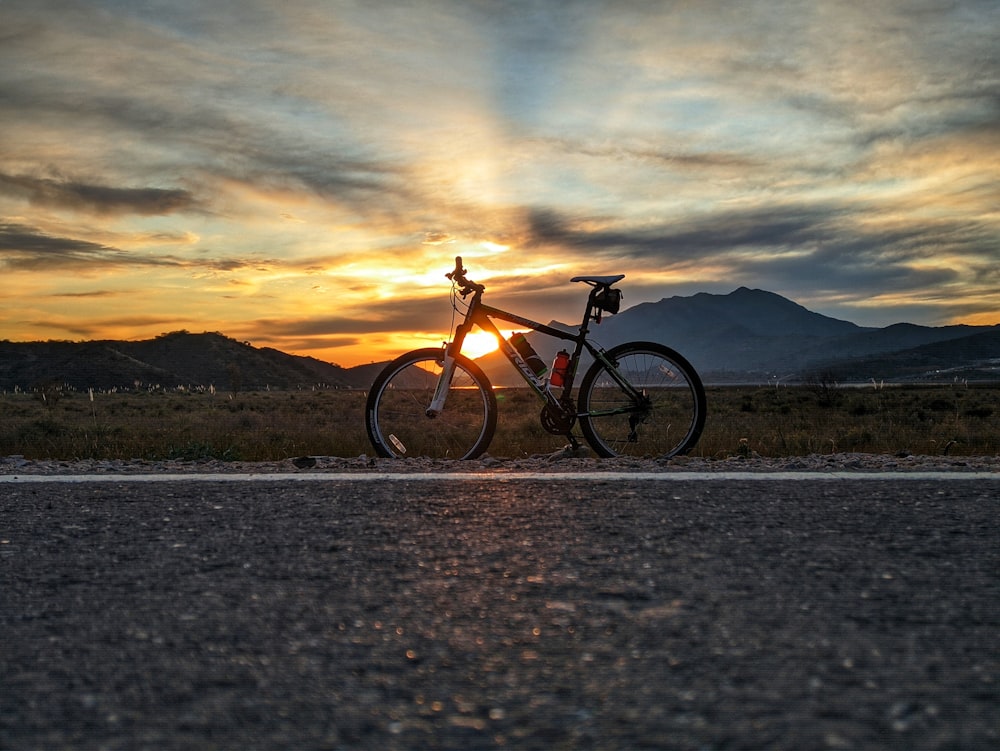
365;257;706;460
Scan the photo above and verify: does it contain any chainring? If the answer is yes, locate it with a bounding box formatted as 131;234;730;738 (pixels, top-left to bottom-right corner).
540;401;576;435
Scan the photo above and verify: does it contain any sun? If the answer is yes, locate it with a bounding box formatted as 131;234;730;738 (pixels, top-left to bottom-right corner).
459;330;502;359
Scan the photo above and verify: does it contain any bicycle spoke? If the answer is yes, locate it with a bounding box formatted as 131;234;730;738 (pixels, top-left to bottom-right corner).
580;343;705;458
365;349;497;459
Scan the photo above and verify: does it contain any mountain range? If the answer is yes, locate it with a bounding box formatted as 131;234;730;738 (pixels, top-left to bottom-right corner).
472;287;999;386
1;289;997;391
566;287;998;384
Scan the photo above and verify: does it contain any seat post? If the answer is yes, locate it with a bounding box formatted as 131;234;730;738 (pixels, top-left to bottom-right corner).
577;293;597;339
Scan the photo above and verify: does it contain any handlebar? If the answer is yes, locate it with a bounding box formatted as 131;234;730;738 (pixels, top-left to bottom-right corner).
446;256;485;296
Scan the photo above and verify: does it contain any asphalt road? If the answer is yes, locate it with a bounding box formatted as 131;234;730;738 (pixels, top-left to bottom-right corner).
2;476;998;750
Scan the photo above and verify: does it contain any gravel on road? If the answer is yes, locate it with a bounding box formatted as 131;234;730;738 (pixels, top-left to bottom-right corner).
2;471;997;750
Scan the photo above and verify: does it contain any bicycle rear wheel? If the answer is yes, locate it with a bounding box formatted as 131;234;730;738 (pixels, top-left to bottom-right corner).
365;348;497;459
579;341;705;458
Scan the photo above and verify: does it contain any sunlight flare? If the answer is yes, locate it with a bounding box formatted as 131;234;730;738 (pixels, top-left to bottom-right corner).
456;330;501;359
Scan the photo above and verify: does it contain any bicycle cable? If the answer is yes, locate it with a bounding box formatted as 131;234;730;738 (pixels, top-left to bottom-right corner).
447;279;464;346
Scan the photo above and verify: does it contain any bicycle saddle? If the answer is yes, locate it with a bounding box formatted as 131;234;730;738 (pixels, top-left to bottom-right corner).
571;274;625;286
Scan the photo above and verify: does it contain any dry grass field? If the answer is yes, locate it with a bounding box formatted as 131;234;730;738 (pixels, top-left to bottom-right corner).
1;384;996;461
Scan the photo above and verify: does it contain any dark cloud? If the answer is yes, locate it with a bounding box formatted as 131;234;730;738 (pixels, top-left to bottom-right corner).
50;290;118;298
203;257;254;272
519;202;997;308
0;222;257;273
90;315;181;329
554;139;764;172
0;222;125;270
524;205;840;258
0;174;199;215
744;247;960;298
0;69;403;215
17;314;182;340
251;297;456;339
524;202;992;263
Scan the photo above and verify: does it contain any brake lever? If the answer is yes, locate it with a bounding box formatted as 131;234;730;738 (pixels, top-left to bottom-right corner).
446;255;466;282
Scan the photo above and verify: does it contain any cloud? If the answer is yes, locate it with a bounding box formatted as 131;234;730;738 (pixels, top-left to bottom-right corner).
16;313;182;340
0;222;261;274
0;222;126;271
516;198;998;312
0;173;199;216
523;205;838;259
49;290;119;298
250;296;455;339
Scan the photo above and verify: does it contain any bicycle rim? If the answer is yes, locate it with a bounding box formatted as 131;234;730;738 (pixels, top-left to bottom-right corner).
579;342;706;458
365;349;497;460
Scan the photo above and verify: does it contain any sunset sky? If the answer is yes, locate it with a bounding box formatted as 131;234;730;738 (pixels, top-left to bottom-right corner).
2;0;997;367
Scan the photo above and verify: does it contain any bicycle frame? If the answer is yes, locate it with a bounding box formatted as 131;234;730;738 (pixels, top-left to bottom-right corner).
365;256;706;460
427;282;643;421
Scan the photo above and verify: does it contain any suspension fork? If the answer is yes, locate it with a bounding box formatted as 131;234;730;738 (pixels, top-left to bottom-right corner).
425;315;475;417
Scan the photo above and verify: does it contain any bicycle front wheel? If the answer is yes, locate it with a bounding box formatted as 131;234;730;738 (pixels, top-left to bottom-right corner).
579;341;706;458
365;348;497;460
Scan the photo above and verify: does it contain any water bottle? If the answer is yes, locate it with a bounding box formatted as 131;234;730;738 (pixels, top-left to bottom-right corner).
509;333;547;379
549;350;570;388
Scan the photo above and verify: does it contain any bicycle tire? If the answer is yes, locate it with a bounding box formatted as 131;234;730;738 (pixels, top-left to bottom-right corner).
365;348;497;459
578;341;706;458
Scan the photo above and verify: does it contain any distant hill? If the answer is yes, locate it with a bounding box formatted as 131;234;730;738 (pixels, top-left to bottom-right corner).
2;291;997;391
816;329;1000;383
0;331;361;392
